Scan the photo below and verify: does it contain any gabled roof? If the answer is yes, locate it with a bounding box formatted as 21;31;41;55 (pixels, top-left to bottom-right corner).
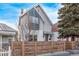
20;4;53;26
0;23;16;32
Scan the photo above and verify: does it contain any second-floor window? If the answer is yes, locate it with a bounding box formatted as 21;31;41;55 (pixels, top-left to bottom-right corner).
32;17;39;24
32;17;39;30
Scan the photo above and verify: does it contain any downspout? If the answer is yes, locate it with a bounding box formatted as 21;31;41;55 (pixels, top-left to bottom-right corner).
42;18;45;41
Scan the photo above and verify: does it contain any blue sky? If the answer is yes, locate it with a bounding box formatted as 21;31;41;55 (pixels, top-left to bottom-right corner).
0;3;62;29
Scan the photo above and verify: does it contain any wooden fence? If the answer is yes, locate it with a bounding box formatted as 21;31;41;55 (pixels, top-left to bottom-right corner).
65;41;77;50
11;41;77;56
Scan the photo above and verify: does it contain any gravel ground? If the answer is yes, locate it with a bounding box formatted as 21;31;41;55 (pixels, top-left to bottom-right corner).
38;50;79;56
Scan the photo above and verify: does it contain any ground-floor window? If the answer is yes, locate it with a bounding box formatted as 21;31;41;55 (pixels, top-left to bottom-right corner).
29;35;37;41
34;35;37;41
2;36;12;50
2;43;9;51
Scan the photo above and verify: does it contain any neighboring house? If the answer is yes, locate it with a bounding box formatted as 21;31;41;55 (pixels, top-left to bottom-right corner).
52;23;59;41
52;23;79;41
18;5;52;41
0;23;16;52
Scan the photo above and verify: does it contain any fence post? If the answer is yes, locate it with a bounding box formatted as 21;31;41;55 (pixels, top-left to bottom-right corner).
51;41;53;53
8;46;11;56
35;42;37;56
64;41;65;51
71;41;73;50
22;41;24;56
11;41;13;56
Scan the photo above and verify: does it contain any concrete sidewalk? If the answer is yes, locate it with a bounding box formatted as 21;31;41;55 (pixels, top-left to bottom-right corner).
38;50;79;56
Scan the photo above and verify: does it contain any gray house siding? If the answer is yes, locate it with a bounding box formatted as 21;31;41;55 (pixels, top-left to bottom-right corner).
36;6;52;33
18;14;29;41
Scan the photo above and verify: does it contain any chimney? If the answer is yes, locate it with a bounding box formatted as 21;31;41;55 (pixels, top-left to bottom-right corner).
21;9;23;15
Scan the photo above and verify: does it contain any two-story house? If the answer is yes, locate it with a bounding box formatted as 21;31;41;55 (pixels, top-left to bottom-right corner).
18;5;52;41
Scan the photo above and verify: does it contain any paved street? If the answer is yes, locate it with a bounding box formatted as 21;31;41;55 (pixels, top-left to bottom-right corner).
38;50;79;56
70;54;79;56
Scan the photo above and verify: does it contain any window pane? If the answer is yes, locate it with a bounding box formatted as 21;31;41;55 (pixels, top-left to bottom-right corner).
34;35;37;41
2;36;8;43
32;23;39;30
29;35;33;41
32;17;39;24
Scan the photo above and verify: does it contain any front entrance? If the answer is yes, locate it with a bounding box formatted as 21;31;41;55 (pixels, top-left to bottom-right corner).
44;34;49;41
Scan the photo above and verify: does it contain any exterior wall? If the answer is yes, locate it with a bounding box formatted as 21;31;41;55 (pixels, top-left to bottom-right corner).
52;32;59;41
37;30;44;41
37;18;44;41
0;35;2;52
36;6;52;33
18;14;29;41
35;6;52;41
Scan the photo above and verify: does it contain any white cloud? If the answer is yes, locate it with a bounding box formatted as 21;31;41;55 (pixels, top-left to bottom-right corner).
0;4;19;30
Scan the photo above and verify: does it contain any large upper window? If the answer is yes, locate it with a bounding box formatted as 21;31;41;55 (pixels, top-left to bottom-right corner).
32;17;39;24
32;17;39;30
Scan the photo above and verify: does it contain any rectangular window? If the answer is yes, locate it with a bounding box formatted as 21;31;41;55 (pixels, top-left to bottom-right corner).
2;36;12;46
32;17;39;30
34;35;37;41
2;36;8;43
32;17;39;24
29;35;33;41
29;35;37;41
32;23;39;30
